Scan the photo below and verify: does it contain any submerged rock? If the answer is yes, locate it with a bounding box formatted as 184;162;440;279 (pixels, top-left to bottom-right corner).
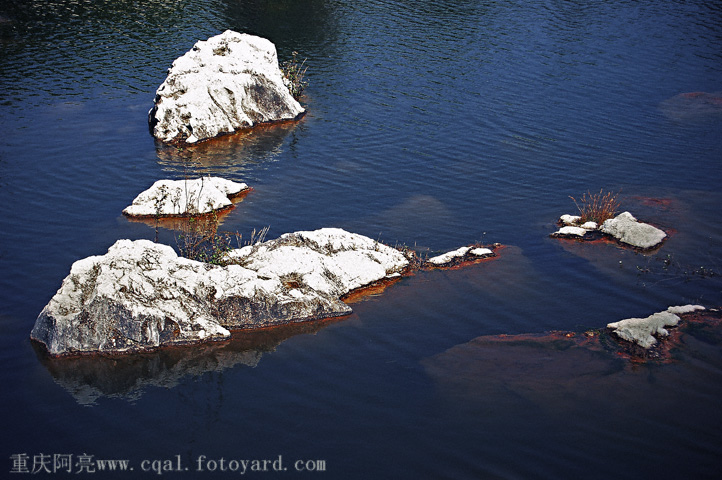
31;228;409;356
148;30;305;144
607;305;705;348
552;211;666;249
122;177;249;217
659;91;722;122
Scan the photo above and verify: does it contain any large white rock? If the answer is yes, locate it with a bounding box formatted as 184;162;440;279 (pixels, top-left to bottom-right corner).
606;305;705;348
122;177;249;217
227;228;409;298
149;30;305;144
599;211;666;249
31;229;409;356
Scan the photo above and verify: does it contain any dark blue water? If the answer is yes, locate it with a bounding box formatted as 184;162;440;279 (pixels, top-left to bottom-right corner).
2;1;721;478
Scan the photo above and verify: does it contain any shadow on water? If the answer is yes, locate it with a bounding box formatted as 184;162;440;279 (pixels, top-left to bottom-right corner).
33;317;344;405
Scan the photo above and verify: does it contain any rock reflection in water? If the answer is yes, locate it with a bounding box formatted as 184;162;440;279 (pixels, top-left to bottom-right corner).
155;119;302;177
35;318;339;405
123;188;252;231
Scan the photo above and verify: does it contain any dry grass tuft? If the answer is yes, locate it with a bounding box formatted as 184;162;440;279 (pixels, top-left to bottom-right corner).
281;51;308;100
570;189;620;224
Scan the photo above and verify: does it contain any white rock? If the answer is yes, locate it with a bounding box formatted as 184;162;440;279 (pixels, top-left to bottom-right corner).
552;226;587;237
607;311;681;348
31;240;232;356
427;246;471;265
580;221;598;230
470;247;493;257
32;229;409;356
600;212;666;249
149;30;305;144
122;177;249;216
229;228;409;298
667;304;705;315
560;214;581;225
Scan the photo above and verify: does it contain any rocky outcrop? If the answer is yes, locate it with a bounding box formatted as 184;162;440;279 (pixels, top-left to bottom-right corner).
607;305;705;348
551;211;666;249
148;30;305;144
122;177;250;217
31;228;410;356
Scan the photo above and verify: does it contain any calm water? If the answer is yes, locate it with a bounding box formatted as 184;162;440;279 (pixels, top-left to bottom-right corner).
1;0;722;478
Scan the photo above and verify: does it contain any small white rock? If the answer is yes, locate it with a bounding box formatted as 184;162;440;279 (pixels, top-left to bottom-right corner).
667;304;705;315
553;226;587;237
123;177;249;217
600;212;666;249
607;311;681;348
560;214;581;226
428;246;471;265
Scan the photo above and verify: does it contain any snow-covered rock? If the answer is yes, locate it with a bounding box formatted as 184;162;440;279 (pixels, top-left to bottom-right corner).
553;211;665;249
31;228;409;356
667;304;705;315
31;240;232;356
606;305;705;348
470;247;493;257
552;226;587;238
560;214;581;226
149;30;305;144
427;245;495;266
600;212;666;249
428;246;471;265
227;228;409;298
122;177;249;217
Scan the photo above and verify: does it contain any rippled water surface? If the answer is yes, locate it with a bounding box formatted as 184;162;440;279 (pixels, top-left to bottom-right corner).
1;1;721;478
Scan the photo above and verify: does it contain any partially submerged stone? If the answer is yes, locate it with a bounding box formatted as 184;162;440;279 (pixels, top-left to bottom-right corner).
599;212;667;249
606;305;705;348
31;240;232;356
552;226;587;238
427;246;471;265
122;177;249;217
426;245;495;266
31;228;409;356
559;214;581;226
149;30;305;144
552;211;666;249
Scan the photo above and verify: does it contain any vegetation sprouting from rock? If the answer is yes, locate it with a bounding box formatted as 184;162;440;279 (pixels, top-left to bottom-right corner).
280;51;308;100
176;213;269;266
570;189;620;224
